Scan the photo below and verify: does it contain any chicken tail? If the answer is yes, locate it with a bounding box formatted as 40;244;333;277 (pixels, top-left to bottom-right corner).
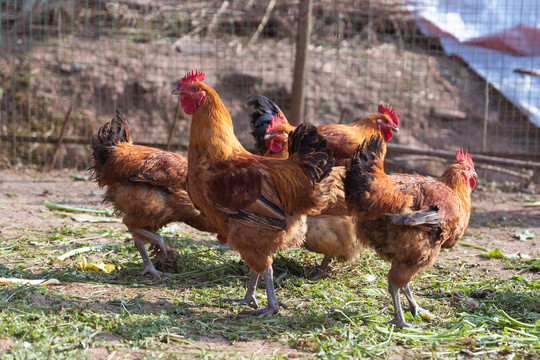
91;110;131;168
343;134;385;206
344;134;412;215
386;205;440;233
288;124;334;187
247;94;287;154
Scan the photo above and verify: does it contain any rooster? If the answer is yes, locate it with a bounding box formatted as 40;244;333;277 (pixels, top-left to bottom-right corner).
248;94;399;164
90;111;218;279
262;119;361;279
344;135;477;328
172;70;334;316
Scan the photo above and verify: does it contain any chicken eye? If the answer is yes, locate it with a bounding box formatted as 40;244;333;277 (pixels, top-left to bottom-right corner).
191;86;199;92
278;130;284;134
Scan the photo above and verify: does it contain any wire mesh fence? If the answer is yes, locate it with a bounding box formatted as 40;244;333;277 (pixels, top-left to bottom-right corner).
1;0;539;182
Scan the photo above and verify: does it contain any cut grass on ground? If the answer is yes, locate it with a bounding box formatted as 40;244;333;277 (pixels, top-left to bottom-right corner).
1;226;539;359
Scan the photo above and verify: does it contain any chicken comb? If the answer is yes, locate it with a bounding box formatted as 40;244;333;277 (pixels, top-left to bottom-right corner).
266;113;287;134
456;149;474;169
378;103;399;126
179;69;205;87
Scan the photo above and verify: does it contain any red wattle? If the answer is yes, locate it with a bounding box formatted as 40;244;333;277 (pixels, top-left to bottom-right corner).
383;130;392;143
181;96;197;115
469;177;476;192
268;139;283;153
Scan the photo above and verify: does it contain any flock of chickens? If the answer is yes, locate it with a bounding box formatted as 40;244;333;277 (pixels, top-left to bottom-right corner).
90;69;477;328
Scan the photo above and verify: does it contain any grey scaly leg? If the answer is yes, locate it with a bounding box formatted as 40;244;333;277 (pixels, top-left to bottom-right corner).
240;266;288;316
222;270;259;309
385;281;412;328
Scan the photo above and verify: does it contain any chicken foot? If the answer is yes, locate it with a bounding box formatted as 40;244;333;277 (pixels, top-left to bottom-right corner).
221;270;260;309
309;256;332;280
401;284;434;319
386;282;434;328
386;282;411;328
239;266;288;317
129;227;170;279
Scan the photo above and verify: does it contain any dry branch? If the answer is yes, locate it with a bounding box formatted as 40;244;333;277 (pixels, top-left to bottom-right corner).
48;106;72;170
207;0;229;36
248;0;277;45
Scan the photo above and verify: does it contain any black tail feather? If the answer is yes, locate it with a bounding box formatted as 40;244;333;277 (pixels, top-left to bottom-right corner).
247;94;284;154
91;110;130;168
288;124;334;187
343;134;384;206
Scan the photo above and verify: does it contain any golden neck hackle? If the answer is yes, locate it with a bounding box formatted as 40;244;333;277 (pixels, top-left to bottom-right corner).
189;84;246;159
438;164;472;211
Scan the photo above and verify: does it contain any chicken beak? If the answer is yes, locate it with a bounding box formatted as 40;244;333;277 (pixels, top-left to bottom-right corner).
472;170;478;179
171;87;182;96
264;133;275;140
392;126;399;134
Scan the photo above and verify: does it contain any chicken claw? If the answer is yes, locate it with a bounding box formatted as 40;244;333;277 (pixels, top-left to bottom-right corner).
240;266;288;316
385;317;413;328
133;237;170;279
309;256;332;280
222;270;259;309
140;265;164;279
238;301;288;317
221;296;259;309
401;284;435;320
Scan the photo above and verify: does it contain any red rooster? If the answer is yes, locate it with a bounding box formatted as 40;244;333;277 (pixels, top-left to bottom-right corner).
172;70;335;315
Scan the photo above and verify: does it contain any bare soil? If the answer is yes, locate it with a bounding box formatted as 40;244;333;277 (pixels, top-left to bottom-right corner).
0;168;538;358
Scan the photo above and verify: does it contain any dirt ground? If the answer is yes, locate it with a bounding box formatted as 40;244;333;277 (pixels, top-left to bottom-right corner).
0;168;538;358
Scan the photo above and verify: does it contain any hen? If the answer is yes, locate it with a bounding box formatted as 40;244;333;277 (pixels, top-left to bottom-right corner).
344;135;477;328
262;119;361;279
172;70;334;316
90;111;218;279
248;94;399;165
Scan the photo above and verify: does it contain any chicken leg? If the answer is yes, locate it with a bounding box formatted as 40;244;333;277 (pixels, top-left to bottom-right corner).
222;270;259;309
386;281;411;328
239;266;288;317
129;227;169;279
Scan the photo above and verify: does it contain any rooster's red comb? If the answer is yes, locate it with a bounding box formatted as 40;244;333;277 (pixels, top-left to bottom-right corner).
456;149;474;169
378;103;399;126
266;113;286;134
178;69;205;87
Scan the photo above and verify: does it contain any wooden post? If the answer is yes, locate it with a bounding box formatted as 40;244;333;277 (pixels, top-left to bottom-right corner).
289;0;312;125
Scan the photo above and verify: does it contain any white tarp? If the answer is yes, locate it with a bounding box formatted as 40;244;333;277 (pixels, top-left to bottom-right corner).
408;0;540;127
